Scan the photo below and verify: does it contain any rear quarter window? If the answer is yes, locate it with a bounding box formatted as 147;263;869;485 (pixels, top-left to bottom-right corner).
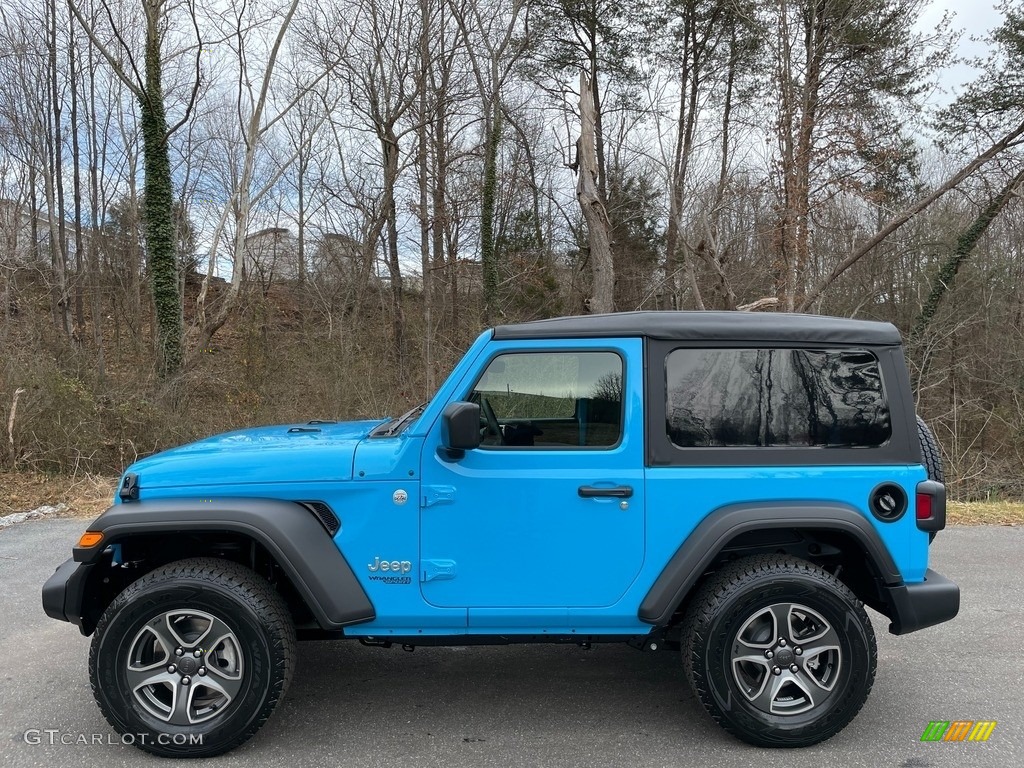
665;348;891;448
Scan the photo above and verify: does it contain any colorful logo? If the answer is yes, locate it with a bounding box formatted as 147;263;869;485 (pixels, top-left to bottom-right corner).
921;721;997;742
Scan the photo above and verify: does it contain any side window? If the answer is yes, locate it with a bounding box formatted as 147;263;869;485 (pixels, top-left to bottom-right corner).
665;348;891;448
470;351;623;448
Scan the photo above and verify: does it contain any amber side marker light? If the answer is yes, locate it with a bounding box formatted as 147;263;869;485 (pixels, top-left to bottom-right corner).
77;532;103;548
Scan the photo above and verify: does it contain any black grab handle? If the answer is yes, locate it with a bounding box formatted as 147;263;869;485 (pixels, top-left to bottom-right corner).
578;485;633;499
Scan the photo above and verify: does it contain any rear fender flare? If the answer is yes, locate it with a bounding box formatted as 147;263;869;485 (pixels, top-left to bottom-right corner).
638;501;900;625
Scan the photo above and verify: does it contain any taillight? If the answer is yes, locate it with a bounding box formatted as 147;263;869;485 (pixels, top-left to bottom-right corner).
916;492;933;520
915;480;946;533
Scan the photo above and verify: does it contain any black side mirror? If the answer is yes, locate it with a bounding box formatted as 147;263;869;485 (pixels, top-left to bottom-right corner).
440;401;481;459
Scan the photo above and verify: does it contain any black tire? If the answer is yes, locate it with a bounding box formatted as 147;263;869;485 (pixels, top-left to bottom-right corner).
917;416;944;543
916;415;944;483
681;555;877;748
89;558;296;758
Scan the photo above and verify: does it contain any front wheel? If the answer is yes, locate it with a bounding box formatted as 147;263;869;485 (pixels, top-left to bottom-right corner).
681;555;876;747
89;558;296;757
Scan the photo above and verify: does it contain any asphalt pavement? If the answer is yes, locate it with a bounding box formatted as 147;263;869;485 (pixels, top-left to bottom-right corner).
1;518;1020;768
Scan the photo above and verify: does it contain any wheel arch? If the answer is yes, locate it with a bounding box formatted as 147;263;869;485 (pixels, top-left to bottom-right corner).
70;498;374;635
639;502;901;627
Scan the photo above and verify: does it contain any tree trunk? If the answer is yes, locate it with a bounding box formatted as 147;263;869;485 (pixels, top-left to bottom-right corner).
381;127;406;372
29;166;40;266
588;30;607;202
86;48;106;381
141;2;182;374
418;4;434;394
46;0;73;341
297;144;306;284
788;0;825;311
774;0;798;309
68;10;86;338
431;101;449;328
705;21;739;311
480;103;501;323
127;162;143;341
663;8;703;311
577;72;614;314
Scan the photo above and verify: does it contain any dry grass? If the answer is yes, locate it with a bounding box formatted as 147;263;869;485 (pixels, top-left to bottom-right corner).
948;500;1024;526
0;472;115;518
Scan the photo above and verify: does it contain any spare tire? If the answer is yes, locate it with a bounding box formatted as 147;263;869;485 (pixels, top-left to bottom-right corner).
916;416;944;543
916;415;944;483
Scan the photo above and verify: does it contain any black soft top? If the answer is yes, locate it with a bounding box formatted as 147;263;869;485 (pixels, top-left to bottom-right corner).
493;311;901;346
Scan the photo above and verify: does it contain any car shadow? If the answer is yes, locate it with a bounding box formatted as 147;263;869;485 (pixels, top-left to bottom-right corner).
243;640;734;763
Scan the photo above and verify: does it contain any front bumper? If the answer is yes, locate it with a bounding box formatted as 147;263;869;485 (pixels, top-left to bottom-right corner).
42;558;94;634
883;568;960;635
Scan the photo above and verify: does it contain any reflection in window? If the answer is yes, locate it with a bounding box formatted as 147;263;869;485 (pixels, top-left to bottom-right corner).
665;348;891;448
471;351;623;447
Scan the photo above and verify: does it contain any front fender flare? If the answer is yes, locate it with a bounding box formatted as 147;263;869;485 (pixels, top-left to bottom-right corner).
75;498;374;630
638;501;901;625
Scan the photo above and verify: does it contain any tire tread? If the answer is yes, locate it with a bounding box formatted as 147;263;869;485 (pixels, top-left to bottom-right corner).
916;415;944;483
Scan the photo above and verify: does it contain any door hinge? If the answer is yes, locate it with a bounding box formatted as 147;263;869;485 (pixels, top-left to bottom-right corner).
422;484;455;508
421;559;457;582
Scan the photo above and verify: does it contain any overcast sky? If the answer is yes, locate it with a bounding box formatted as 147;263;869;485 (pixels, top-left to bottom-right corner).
919;0;1005;103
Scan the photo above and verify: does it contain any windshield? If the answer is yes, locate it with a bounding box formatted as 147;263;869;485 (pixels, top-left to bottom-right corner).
369;402;428;438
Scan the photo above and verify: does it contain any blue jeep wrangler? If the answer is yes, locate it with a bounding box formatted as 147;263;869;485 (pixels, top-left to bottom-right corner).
43;311;958;756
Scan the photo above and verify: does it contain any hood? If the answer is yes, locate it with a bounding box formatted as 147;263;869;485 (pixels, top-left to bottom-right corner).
125;419;385;490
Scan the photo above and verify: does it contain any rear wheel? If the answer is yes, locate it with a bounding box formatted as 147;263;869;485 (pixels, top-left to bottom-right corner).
89;558;295;757
681;555;876;747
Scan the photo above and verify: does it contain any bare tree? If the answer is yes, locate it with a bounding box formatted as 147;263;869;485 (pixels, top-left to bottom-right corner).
325;0;424;372
68;0;204;374
577;72;614;313
659;0;734;311
194;0;328;354
797;118;1024;311
450;0;530;322
766;0;946;311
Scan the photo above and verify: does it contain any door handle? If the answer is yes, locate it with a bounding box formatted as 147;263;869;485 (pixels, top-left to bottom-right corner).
578;485;633;498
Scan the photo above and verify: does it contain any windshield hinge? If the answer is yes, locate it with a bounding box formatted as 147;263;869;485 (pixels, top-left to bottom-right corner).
421;559;457;582
422;485;455;508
